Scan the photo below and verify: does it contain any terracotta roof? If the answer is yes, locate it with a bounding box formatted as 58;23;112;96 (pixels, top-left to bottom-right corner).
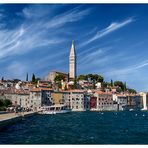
30;87;53;92
4;88;29;95
40;88;53;91
94;91;112;95
62;89;86;93
30;88;41;92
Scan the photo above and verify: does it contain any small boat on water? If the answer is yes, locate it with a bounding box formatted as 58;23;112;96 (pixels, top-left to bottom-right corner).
40;104;71;115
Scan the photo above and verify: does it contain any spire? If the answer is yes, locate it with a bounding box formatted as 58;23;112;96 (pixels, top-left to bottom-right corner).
70;40;76;56
69;40;76;79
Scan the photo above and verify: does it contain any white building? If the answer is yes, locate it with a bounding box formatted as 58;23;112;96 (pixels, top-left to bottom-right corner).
139;92;148;110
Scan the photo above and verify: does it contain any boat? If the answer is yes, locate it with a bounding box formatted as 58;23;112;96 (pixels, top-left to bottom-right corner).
40;104;71;114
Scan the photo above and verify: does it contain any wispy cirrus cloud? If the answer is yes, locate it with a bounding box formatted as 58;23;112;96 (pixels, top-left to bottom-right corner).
107;60;148;77
81;17;135;46
0;5;91;60
46;7;91;29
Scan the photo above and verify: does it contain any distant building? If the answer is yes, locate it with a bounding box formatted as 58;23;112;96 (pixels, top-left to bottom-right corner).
94;91;114;111
46;71;68;83
69;40;76;80
140;92;148;110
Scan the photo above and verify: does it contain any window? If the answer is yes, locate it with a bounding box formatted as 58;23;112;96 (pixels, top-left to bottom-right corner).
76;106;78;109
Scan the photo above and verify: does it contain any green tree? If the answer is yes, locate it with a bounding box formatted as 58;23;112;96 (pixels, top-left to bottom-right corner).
87;74;93;81
54;74;66;82
127;88;137;94
73;79;77;89
97;75;104;82
124;82;127;92
3;99;12;107
26;73;28;81
102;81;108;88
77;75;87;80
32;73;36;83
0;99;4;107
114;81;125;91
110;79;113;87
1;77;4;81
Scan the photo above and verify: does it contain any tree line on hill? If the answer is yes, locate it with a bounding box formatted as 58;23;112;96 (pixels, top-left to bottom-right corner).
54;73;137;93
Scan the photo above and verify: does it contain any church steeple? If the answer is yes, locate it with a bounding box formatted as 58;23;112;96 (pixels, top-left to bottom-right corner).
69;40;76;80
70;40;76;56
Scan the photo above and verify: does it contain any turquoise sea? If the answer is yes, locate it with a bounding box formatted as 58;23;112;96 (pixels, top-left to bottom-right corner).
0;111;148;144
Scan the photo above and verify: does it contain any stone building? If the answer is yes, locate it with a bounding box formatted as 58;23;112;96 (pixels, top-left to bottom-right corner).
126;94;142;110
46;71;68;83
52;92;64;104
113;94;128;110
94;91;114;111
4;88;30;108
62;89;87;111
29;88;53;111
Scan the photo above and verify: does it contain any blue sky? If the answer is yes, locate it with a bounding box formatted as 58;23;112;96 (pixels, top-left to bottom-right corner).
0;4;148;91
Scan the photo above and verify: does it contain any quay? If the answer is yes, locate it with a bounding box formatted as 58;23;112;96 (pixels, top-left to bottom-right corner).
0;112;37;130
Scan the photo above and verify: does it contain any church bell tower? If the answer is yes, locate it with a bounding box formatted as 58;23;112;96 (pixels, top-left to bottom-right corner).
69;40;76;80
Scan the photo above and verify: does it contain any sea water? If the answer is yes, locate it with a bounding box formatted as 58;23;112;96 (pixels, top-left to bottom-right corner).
0;111;148;144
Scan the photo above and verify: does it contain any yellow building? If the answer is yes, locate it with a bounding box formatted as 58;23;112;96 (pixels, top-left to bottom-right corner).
52;92;63;104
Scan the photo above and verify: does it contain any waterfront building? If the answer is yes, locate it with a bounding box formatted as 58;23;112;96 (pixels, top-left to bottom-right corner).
113;94;128;111
84;94;91;110
52;92;64;104
139;92;148;110
62;90;86;111
4;88;30;108
126;94;142;110
69;40;76;80
94;91;114;111
90;96;97;111
29;88;53;111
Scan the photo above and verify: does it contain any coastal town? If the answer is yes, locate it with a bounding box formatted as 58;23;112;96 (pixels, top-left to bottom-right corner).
0;41;148;114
